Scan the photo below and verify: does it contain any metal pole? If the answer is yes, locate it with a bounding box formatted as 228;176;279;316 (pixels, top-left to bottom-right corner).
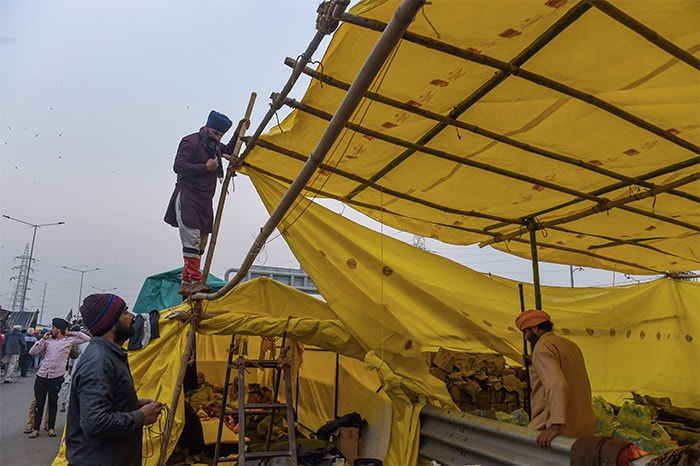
40;283;47;324
25;226;38;313
199;0;426;300
570;265;574;288
62;266;100;310
2;215;65;313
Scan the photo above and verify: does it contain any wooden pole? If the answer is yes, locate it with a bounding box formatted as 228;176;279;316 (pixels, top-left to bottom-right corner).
202;92;257;286
518;283;532;418
200;0;426;300
527;219;543;311
157;302;200;465
157;95;256;465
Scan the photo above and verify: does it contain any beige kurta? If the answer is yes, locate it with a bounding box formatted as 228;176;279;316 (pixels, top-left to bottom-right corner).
528;331;597;438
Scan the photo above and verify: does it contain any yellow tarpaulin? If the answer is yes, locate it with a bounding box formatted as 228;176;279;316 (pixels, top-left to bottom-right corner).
81;173;695;466
243;0;699;275
55;1;700;464
248;171;700;463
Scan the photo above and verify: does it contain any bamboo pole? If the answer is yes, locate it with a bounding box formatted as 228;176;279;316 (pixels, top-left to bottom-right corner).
155;4;354;462
283;57;699;205
281;96;699;233
235;0;350;167
334;1;593;201
586;0;700;70
253;137;517;226
340;11;700;156
518;283;532;419
199;0;426;301
156;96;255;465
202;92;257;285
527;220;543;311
248;139;694;275
480;172;700;247
157;302;200;465
506;235;666;275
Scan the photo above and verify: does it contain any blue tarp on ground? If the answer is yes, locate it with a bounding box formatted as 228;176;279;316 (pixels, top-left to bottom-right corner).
132;268;228;314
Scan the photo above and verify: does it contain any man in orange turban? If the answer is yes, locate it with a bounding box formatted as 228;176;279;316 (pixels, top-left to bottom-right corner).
516;309;596;449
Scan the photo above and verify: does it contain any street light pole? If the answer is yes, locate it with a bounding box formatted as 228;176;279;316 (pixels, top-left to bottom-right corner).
2;215;65;313
569;265;584;287
63;266;100;312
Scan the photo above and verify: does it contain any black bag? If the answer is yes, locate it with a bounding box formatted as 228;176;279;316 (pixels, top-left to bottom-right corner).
315;412;365;441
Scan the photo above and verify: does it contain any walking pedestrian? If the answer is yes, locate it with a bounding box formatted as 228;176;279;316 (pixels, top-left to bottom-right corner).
27;317;90;438
19;327;37;377
1;325;26;383
57;325;87;412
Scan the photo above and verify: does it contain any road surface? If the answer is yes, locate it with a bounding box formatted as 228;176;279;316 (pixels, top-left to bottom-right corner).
0;371;63;466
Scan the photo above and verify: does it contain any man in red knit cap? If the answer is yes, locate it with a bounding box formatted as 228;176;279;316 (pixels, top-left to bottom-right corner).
164;110;249;296
515;309;596;449
66;293;163;465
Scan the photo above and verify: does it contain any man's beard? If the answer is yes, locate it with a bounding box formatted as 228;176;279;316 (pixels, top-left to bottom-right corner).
114;319;135;342
528;334;539;347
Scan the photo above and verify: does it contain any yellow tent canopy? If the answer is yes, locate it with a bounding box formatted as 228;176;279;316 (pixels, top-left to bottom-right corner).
241;0;699;275
233;0;699;462
123;174;698;464
53;2;699;465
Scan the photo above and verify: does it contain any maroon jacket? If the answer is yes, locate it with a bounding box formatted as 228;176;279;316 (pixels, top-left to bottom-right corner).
164;128;239;233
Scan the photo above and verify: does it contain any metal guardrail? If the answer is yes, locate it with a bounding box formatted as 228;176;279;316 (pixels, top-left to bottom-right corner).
419;405;656;466
420;405;573;466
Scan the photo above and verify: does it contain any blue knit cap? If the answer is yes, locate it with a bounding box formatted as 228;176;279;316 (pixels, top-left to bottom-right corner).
206;110;232;133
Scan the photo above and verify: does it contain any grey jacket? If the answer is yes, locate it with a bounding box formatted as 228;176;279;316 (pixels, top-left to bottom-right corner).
65;337;144;465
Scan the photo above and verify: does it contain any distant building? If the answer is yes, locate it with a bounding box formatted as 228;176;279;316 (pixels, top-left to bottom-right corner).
224;265;319;295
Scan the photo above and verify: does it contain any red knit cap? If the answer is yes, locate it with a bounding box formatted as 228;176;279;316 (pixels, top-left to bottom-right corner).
79;293;126;336
515;309;551;331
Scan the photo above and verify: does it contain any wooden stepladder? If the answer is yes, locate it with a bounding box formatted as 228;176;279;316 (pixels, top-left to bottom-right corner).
213;334;297;465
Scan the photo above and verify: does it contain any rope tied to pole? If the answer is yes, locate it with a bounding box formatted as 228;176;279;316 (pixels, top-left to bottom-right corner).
316;0;350;34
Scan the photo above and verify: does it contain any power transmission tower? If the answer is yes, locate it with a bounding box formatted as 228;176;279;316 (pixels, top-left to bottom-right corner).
8;244;33;312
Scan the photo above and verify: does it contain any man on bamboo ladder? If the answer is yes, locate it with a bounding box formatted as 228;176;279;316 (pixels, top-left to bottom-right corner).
164;110;249;296
515;309;597;449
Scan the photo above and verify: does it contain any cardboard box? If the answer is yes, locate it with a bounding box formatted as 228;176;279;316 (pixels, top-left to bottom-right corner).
333;427;360;465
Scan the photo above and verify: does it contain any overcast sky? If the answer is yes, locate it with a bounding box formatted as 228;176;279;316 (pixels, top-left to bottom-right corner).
0;0;659;325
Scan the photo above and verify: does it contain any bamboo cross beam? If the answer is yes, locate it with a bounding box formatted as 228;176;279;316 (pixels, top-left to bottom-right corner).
586;0;700;70
340;10;700;156
283;57;699;205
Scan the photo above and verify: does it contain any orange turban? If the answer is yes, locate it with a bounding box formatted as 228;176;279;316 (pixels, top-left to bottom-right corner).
515;309;551;331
